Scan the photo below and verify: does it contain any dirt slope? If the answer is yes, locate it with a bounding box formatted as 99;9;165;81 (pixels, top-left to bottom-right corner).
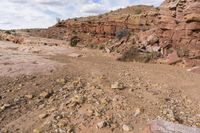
1;38;200;133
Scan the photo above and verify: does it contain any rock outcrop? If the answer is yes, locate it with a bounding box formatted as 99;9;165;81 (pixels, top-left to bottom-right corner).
142;120;200;133
30;0;200;66
158;0;200;58
31;5;159;48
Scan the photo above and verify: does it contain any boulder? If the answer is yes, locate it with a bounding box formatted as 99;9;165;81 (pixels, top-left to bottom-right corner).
141;120;200;133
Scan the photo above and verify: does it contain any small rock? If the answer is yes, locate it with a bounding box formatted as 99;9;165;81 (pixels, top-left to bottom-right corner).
57;121;67;128
39;91;50;98
68;53;82;58
19;84;23;87
39;113;49;119
56;79;66;84
111;82;124;90
67;127;74;133
33;129;41;133
134;108;142;117
105;47;111;53
97;121;107;128
122;124;133;131
68;95;85;106
25;94;34;99
0;103;11;110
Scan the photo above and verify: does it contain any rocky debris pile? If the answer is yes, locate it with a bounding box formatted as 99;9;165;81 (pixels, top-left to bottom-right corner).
1;71;200;132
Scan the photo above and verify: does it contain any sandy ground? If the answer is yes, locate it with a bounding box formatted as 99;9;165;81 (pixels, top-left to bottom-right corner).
0;40;76;76
0;39;200;133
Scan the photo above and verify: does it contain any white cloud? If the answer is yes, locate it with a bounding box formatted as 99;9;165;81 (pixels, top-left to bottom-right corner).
0;0;164;30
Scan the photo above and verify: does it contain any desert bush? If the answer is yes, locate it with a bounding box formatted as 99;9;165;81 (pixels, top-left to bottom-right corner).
98;15;103;19
70;36;80;47
135;8;142;14
177;48;189;57
115;28;130;40
56;18;61;24
98;45;105;50
26;29;31;32
5;30;12;34
88;44;98;49
0;34;3;40
118;47;161;63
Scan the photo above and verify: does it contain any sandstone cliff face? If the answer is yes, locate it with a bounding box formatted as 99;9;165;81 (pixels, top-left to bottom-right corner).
32;5;159;46
158;0;200;57
31;0;200;64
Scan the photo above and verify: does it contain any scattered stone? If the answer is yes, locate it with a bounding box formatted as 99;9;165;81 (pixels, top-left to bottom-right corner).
39;91;50;98
134;108;142;117
122;124;133;131
56;79;66;84
33;129;41;133
0;103;11;110
111;82;124;90
67;95;85;107
67;127;74;133
105;47;111;53
25;94;34;99
162;109;175;121
57;121;67;128
39;113;49;119
68;53;82;58
97;121;107;128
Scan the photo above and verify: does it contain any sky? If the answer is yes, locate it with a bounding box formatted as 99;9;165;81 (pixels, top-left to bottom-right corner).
0;0;164;30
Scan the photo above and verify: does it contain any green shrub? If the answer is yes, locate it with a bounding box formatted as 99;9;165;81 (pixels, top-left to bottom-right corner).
118;47;161;63
135;8;142;14
88;44;98;49
70;36;80;47
115;28;130;40
5;30;12;34
177;48;189;58
98;45;105;50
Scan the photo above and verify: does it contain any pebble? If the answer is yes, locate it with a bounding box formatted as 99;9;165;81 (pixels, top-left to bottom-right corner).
25;94;34;99
0;103;11;110
57;121;67;128
39;113;49;119
97;121;107;128
134;108;141;117
33;129;41;133
122;124;133;131
39;91;50;98
111;82;124;90
68;53;82;58
56;79;67;84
